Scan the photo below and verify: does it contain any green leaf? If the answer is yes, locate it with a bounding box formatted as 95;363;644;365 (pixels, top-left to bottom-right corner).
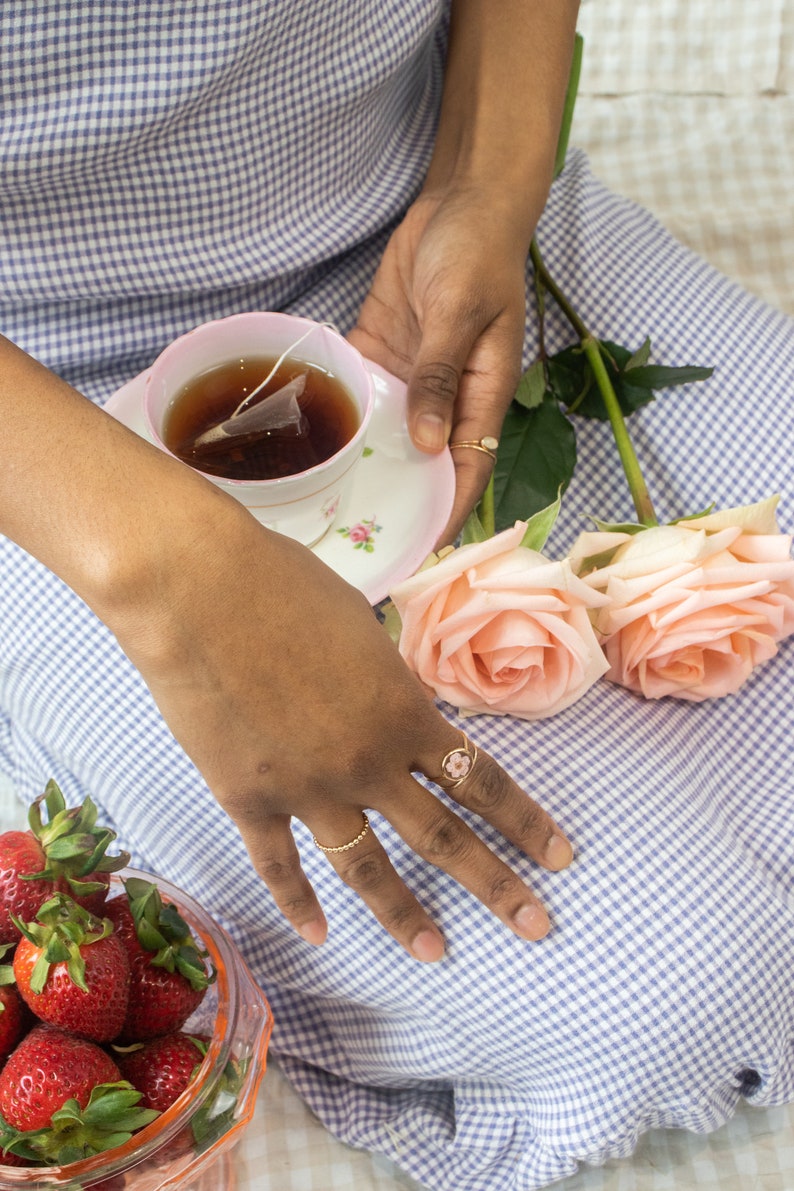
174;946;213;991
617;379;657;416
548;340;713;421
136;918;168;952
513;360;547;410
158;902;191;940
30;950;53;995
624;363;714;389
586;517;646;534
625;336;652;370
45;834;98;862
461;505;490;544
576;546;627;575
549;342;653;421
519;492;562;553
122;876;158;900
380;600;402;645
547;346;590;408
493;400;577;532
670;503;717;523
65;944;88;993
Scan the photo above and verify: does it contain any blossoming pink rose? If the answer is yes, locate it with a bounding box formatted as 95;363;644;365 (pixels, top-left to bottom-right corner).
389;521;610;720
570;496;794;701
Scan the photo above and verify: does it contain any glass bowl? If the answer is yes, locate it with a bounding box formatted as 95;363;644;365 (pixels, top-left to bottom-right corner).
0;867;274;1190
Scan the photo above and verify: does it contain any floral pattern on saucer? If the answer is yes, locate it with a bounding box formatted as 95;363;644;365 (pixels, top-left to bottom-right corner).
337;517;382;552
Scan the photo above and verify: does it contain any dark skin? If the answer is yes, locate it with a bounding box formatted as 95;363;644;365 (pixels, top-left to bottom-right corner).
0;1;580;960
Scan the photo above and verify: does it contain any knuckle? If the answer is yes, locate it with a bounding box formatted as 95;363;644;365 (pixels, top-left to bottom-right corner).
336;849;391;894
518;799;550;841
466;760;512;812
417;812;473;864
485;872;520;906
216;782;274;824
342;745;385;787
381;899;420;933
279;891;316;918
414;361;460;404
256;854;299;887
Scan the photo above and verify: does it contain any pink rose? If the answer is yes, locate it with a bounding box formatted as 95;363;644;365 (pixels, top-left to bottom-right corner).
347;523;370;543
571;496;794;701
389;522;610;720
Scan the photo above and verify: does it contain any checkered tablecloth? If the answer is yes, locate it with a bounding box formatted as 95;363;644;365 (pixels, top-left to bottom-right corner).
1;1;792;1188
189;3;794;1186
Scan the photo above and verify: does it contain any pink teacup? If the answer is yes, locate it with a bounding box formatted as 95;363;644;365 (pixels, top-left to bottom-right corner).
144;312;375;547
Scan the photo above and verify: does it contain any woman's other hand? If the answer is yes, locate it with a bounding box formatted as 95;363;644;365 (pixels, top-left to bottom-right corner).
350;0;580;543
110;493;574;963
349;187;529;544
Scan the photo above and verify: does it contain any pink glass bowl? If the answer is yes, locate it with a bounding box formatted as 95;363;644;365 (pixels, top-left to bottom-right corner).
0;868;274;1190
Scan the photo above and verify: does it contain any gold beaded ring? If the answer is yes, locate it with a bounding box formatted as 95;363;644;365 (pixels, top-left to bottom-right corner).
313;812;371;854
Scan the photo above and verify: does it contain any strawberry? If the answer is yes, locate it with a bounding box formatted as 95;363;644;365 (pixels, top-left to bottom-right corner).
13;894;130;1042
0;987;30;1068
115;1032;207;1111
0;1022;120;1128
0;831;54;945
0;780;129;943
0;1149;33;1167
106;878;214;1041
0;947;32;1065
0;1024;157;1166
0;987;29;1067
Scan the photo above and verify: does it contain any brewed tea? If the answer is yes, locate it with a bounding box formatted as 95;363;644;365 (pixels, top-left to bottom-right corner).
164;356;360;480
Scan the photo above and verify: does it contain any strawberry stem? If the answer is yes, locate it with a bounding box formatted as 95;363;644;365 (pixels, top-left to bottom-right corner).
24;780;130;888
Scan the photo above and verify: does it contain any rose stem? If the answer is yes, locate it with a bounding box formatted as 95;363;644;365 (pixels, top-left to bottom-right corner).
528;238;658;527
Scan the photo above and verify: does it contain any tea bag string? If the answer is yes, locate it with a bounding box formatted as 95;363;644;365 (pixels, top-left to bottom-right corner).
230;320;341;419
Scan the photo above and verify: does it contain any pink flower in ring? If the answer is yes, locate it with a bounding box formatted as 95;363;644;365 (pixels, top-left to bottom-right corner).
444;751;472;780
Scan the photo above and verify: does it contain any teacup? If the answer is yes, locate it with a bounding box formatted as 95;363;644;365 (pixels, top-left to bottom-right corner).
144;312;375;547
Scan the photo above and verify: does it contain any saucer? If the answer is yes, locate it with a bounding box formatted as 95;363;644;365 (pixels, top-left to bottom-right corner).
103;361;455;605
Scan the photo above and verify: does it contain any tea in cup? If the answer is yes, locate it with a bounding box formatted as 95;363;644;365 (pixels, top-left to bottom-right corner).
144;312;375;546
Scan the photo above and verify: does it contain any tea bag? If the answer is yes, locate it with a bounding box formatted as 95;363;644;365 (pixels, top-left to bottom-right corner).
190;374;308;450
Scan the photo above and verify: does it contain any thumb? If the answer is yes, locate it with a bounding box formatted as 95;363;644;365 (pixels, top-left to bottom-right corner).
406;319;476;453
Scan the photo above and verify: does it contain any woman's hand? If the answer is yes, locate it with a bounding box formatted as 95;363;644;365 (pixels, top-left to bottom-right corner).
349;186;530;545
0;337;573;963
350;0;579;543
110;491;574;963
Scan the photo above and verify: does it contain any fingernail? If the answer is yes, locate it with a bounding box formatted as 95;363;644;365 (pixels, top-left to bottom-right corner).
545;834;574;869
414;413;447;451
297;919;326;946
512;903;550;941
412;928;445;963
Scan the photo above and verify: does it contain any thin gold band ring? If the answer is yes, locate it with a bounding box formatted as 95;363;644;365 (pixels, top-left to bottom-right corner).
448;436;499;463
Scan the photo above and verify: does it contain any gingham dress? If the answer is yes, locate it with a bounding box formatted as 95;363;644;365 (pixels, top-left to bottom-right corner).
1;5;793;1190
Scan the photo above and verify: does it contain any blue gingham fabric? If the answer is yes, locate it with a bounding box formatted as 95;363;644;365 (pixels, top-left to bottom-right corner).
1;5;793;1190
0;1;447;400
